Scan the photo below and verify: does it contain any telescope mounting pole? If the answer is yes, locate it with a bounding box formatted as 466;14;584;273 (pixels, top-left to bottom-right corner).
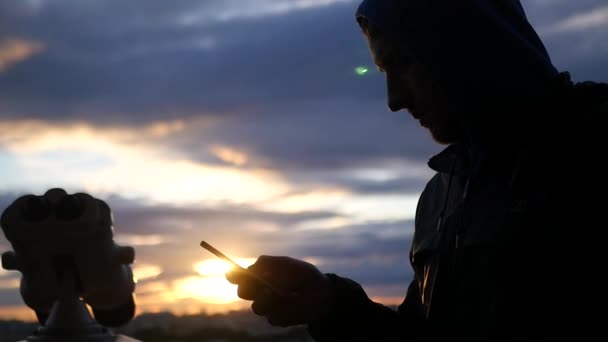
20;266;140;342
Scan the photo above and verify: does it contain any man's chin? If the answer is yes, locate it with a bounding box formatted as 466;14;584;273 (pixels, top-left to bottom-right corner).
429;126;460;145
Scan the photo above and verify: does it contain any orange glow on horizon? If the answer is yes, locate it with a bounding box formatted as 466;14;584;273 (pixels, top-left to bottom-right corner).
0;305;37;322
169;258;257;304
173;276;239;304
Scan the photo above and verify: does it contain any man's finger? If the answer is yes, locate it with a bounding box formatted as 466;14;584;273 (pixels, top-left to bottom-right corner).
237;282;263;300
225;268;249;284
265;295;302;327
250;288;276;316
267;315;292;328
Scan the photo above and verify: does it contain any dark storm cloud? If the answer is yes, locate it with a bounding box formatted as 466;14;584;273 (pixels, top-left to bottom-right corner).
1;0;605;122
0;290;23;306
338;176;426;194
283;171;429;195
108;201;341;235
523;0;606;26
280;220;413;258
260;219;415;286
194;100;440;169
526;0;608;81
0;0;442;171
0;0;376;122
2;0;604;174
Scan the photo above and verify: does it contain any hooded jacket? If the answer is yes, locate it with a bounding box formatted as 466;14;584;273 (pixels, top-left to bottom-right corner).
307;0;608;340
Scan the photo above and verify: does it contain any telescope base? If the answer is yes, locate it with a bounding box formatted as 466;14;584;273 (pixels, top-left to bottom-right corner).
18;266;141;342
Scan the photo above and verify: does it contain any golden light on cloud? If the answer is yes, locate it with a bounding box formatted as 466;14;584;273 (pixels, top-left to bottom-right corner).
116;234;166;247
173;276;239;304
0;119;290;205
133;281;180;311
195;259;234;276
260;188;419;224
194;258;256;276
146;120;186;138
89;160;287;205
165;258;257;305
0;264;20;291
293;216;350;230
0;38;44;72
261;189;350;213
0;306;36;321
132;264;163;282
210;145;248;166
337;194;420;222
0;119;187;153
133;279;251;316
0;277;20;290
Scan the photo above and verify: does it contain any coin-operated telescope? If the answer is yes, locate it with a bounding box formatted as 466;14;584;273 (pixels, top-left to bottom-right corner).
1;188;140;342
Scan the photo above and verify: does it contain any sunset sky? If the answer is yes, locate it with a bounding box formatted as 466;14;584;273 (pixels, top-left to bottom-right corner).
1;0;607;321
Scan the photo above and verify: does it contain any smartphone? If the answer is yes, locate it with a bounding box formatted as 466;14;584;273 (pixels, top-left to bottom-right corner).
199;241;283;296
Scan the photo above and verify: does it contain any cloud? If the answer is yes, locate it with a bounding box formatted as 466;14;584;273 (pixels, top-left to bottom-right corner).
98;193;415;288
0;187;416;317
0;289;24;306
0;0;445;193
527;1;608;81
0;0;445;173
267;219;415;286
543;5;608;34
0;0;373;120
132;264;163;282
109;201;341;236
0;119;191;153
116;234;167;247
0;38;44;72
0;118;430;218
2;0;607;319
179;0;357;25
0;119;292;204
0;278;20;290
0;0;605;124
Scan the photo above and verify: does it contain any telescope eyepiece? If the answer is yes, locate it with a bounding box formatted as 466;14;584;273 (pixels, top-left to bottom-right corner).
21;195;51;222
2;189;137;329
55;195;85;220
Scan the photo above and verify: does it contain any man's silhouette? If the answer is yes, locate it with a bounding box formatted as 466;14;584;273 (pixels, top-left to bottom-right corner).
227;0;608;339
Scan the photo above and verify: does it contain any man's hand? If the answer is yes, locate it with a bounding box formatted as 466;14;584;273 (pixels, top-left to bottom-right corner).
226;255;335;327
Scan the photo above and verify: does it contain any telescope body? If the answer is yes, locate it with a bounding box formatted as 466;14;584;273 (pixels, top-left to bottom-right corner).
1;189;140;341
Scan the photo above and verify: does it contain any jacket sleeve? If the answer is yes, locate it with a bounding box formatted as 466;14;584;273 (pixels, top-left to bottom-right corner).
306;273;426;341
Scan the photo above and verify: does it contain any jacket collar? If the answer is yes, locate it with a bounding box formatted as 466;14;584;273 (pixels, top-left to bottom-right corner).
427;143;469;175
426;72;590;178
428;141;512;177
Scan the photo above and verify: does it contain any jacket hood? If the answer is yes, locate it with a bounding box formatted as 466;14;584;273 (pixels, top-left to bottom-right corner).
355;0;560;113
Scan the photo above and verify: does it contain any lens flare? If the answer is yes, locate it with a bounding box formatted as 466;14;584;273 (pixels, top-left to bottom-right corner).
355;66;369;76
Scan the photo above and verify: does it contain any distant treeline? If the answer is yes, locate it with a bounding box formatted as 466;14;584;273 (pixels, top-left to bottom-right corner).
1;311;314;342
132;326;312;342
